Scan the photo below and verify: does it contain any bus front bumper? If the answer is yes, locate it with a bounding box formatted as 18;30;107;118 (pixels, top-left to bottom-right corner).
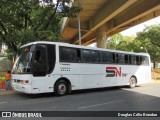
12;83;32;94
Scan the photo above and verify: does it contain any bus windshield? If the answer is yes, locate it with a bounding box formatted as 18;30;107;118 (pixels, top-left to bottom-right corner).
12;45;35;74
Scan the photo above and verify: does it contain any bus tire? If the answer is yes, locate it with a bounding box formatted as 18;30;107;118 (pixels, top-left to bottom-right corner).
129;77;137;88
54;80;67;96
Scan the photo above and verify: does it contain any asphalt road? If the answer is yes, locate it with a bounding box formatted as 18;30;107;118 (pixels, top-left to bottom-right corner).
0;81;160;119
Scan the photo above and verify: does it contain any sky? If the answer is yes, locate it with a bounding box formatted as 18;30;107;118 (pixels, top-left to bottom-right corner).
121;16;160;36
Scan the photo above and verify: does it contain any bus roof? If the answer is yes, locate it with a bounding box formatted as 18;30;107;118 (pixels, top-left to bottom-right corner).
20;41;67;48
21;41;149;56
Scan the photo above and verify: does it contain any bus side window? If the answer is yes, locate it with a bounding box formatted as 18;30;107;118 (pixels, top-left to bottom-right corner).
59;47;78;63
113;54;116;63
47;45;56;74
131;56;136;65
76;49;81;62
35;50;41;63
101;51;113;64
70;49;77;62
136;56;141;65
92;51;100;62
33;44;47;76
118;54;125;64
34;45;46;64
113;53;119;63
145;57;149;65
128;55;131;64
141;56;149;66
82;50;92;63
125;55;129;64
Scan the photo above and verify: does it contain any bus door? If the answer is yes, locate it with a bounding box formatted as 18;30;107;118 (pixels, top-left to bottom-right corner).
31;44;47;92
31;44;56;92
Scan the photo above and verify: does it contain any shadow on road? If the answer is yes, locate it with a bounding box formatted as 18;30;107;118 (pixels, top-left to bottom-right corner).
13;85;132;99
11;82;157;101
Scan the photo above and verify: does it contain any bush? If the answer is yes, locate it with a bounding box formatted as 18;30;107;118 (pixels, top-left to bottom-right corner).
0;57;12;72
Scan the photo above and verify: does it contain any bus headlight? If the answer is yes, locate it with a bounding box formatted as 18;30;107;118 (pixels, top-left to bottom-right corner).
23;80;29;84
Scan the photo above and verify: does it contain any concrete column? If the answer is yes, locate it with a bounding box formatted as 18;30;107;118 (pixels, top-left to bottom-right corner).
96;25;106;48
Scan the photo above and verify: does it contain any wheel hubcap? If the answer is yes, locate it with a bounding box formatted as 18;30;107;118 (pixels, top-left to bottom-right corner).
58;84;66;95
130;78;136;87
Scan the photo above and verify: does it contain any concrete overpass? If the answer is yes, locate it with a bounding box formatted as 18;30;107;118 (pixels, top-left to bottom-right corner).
60;0;160;48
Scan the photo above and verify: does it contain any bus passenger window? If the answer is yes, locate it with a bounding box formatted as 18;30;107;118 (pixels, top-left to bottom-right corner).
136;56;140;65
118;54;125;64
101;51;113;63
112;54;116;63
59;47;82;63
131;56;136;65
128;55;132;64
125;55;129;64
92;51;100;62
115;54;119;63
82;50;92;62
76;49;81;62
141;56;149;65
35;50;41;63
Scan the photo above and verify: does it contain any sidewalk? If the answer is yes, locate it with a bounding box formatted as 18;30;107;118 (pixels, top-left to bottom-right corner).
152;71;160;80
0;90;15;95
151;79;160;83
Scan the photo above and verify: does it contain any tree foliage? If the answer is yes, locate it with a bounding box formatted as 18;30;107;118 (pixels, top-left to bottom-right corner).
137;25;160;47
0;0;81;55
107;33;124;49
107;33;139;52
107;24;160;63
136;25;160;62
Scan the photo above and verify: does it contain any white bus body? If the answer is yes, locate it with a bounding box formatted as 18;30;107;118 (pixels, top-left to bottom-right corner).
12;41;151;95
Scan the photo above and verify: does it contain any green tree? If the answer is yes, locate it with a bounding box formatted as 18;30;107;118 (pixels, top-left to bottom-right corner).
107;33;139;52
137;25;160;47
107;33;124;49
136;25;160;63
0;0;81;56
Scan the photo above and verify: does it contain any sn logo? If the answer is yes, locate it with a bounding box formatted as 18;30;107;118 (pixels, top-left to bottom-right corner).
106;67;122;77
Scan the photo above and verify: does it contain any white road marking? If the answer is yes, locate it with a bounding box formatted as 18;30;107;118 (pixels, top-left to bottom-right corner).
78;100;125;110
0;102;8;105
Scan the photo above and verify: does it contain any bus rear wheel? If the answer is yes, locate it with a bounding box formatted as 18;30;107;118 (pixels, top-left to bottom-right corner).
129;77;136;88
54;80;67;96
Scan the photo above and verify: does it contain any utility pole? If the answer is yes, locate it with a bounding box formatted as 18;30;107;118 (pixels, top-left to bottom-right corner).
77;0;81;45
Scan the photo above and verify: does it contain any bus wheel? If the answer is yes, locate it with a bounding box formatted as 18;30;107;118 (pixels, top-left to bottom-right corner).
54;80;67;96
129;77;136;88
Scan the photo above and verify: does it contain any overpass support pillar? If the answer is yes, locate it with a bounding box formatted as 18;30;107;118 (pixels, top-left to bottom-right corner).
96;25;106;48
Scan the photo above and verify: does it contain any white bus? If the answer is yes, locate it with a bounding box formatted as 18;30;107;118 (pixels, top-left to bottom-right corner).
12;41;151;96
